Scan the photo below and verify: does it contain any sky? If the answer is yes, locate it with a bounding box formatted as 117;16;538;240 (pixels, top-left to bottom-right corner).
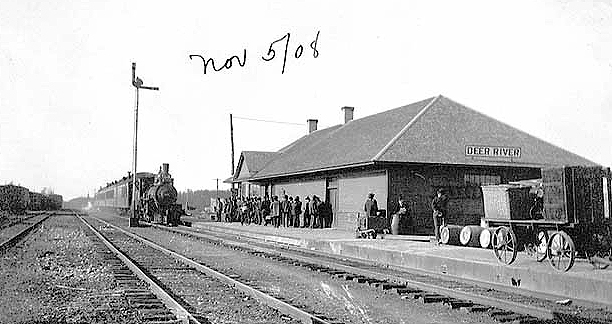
1;0;611;200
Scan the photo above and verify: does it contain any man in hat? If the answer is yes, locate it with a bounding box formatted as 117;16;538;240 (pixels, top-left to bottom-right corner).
431;188;449;243
364;193;378;217
302;196;311;228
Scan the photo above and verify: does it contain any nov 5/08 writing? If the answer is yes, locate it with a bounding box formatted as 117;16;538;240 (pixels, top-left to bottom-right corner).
189;30;320;75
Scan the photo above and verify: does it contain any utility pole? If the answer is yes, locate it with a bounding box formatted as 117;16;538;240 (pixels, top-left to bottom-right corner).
130;62;159;227
214;178;219;200
230;113;235;176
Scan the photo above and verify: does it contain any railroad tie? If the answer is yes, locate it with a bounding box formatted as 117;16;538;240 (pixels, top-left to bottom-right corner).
393;287;422;295
139;312;177;321
352;276;368;283
461;305;491;313
377;283;404;290
418;294;449;304
337;273;355;280
364;278;385;285
443;298;473;309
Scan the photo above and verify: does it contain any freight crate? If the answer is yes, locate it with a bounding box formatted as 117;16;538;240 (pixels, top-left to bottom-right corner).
357;210;388;233
542;166;612;224
482;184;531;220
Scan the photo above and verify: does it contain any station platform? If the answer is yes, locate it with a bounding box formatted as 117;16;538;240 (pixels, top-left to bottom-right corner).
186;218;612;307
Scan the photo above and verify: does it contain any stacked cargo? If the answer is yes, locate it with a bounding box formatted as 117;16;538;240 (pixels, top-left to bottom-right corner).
0;185;30;214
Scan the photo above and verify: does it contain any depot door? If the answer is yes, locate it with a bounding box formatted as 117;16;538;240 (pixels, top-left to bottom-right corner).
326;188;338;227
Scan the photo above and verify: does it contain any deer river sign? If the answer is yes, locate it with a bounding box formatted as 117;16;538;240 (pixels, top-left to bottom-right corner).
465;145;521;159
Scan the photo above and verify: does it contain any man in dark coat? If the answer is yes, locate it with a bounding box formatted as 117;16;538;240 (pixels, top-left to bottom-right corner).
319;199;332;228
431;189;448;243
364;193;378;217
215;198;223;222
309;195;320;228
281;195;291;227
293;196;302;228
261;195;271;225
302;196;311;228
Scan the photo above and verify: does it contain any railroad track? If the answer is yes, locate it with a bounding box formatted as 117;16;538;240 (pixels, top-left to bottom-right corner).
141;221;612;324
0;212;39;231
80;213;338;324
0;212;53;254
76;212;197;324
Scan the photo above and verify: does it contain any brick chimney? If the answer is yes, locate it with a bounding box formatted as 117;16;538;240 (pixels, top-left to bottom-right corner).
307;119;318;134
341;106;354;124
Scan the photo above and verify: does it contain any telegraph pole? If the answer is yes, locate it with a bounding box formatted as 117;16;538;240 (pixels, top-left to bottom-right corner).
214;178;219;200
230;113;235;176
130;62;159;227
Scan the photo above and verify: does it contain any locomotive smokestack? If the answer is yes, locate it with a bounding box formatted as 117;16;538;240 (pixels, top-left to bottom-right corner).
162;163;169;174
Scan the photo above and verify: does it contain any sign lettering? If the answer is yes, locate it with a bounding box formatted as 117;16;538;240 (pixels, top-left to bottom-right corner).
465;145;521;158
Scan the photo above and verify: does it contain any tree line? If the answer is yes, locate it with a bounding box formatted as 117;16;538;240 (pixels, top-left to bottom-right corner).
176;189;232;210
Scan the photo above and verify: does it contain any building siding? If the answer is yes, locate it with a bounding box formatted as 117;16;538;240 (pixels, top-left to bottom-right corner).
336;171;388;231
387;164;540;234
272;179;326;200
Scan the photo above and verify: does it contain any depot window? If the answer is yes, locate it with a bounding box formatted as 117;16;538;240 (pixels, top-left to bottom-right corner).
464;174;501;186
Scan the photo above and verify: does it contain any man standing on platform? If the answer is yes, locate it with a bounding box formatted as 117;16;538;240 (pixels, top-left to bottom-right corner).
271;196;280;228
293;196;302;228
261;195;271;225
364;193;378;217
431;189;448;243
281;195;290;227
309;195;320;229
303;196;311;228
216;198;223;222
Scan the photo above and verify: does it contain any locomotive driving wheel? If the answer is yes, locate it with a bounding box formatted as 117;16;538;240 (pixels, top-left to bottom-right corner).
492;226;517;265
547;231;575;272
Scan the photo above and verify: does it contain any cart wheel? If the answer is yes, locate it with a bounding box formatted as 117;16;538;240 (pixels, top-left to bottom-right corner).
492;226;518;265
547;231;575;272
535;230;548;262
587;250;611;270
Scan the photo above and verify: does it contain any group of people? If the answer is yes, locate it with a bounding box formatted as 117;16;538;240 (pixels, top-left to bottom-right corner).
214;188;450;242
214;194;333;229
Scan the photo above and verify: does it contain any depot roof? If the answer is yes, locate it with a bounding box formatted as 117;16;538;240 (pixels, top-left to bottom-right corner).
242;95;597;180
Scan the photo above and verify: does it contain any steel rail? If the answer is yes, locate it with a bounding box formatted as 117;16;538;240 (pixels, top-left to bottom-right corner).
90;215;342;324
0;213;52;253
76;213;200;324
159;224;558;321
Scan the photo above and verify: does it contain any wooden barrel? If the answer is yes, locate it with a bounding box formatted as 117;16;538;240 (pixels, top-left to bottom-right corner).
479;227;496;249
391;214;400;235
460;225;485;247
440;225;462;245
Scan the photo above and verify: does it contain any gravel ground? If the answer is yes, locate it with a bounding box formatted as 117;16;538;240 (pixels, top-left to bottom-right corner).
0;214;48;243
87;216;303;324
95;212;492;324
0;214;144;324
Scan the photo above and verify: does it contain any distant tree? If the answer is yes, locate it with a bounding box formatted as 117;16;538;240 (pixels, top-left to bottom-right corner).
176;189;231;211
41;187;54;195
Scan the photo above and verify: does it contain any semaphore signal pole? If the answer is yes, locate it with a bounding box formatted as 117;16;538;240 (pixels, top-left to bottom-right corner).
230;113;235;176
130;62;159;227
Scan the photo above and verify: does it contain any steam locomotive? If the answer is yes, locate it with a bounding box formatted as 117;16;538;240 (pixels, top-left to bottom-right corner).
94;163;183;226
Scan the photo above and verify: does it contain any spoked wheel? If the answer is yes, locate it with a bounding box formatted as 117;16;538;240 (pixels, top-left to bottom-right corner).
492;226;518;265
535;230;549;262
547;231;575;272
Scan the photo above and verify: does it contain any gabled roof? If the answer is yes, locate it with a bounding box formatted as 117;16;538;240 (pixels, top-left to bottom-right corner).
234;151;277;181
376;96;596;167
250;95;597;180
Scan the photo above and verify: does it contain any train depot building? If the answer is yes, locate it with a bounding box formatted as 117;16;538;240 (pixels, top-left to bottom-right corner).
229;95;596;234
